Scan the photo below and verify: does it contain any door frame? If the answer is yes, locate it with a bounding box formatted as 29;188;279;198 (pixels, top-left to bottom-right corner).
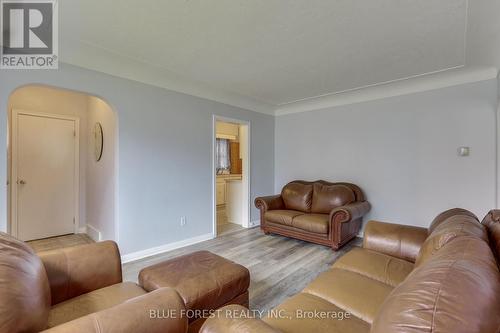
10;109;80;238
211;115;251;237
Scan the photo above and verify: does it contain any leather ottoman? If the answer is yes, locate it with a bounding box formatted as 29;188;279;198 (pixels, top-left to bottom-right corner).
138;250;250;333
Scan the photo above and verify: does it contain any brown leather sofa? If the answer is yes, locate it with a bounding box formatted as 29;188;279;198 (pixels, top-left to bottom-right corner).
255;180;370;250
200;208;500;333
0;232;187;333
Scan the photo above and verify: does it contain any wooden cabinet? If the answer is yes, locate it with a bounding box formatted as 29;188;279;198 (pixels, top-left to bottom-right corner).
230;142;242;174
226;179;243;224
216;175;242;206
216;122;239;141
216;181;226;205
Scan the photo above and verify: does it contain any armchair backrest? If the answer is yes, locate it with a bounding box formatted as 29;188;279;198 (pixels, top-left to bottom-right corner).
39;241;123;305
0;232;51;333
281;180;364;213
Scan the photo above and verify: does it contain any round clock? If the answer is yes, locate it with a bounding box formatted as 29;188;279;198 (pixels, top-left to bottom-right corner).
94;122;103;162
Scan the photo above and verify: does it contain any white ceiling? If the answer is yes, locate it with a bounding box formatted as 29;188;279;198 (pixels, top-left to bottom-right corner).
60;0;470;113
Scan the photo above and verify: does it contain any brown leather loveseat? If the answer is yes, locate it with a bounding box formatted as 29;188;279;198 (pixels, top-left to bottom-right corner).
255;180;371;250
200;208;500;333
0;232;187;333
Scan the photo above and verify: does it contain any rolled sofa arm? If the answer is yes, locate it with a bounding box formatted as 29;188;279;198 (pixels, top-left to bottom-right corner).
481;210;500;262
481;209;500;225
200;305;279;333
42;288;188;333
254;195;284;212
38;241;122;305
330;201;371;223
363;220;428;263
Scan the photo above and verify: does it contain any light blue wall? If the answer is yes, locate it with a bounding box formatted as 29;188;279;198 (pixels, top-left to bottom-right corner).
0;63;275;254
275;80;498;228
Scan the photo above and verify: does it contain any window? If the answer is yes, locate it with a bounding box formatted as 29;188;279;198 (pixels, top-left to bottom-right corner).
216;138;231;173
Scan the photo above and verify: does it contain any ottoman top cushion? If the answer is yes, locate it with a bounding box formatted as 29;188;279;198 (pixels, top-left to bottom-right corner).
139;251;250;312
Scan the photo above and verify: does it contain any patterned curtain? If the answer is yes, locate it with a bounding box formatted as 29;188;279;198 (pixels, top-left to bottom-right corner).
216;138;231;172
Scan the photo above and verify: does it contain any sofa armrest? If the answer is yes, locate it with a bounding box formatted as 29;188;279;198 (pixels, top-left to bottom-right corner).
481;209;500;225
41;288;187;333
363;220;428;263
329;201;371;250
330;201;371;223
254;195;284;212
200;305;279;333
38;241;122;305
481;210;500;262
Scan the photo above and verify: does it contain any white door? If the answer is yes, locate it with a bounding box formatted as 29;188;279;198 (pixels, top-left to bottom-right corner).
13;112;78;241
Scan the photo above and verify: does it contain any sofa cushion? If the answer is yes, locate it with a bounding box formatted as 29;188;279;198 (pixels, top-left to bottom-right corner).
303;268;394;324
263;292;370;333
48;282;147;328
311;184;356;214
415;213;488;267
265;210;304;227
0;232;51;333
333;247;414;287
372;237;500;333
281;182;313;212
292;214;329;234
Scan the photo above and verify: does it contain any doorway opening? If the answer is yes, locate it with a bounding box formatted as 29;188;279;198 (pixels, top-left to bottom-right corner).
7;85;118;243
212;116;250;237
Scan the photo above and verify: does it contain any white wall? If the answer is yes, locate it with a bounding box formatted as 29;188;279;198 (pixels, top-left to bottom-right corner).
8;86;89;230
466;1;500;69
86;96;116;241
0;63;275;255
275;79;498;228
239;124;250;227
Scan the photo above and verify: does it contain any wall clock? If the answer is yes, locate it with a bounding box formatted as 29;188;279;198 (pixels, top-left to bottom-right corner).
94;122;103;162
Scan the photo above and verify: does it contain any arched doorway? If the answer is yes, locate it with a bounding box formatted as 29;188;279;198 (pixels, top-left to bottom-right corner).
7;85;118;243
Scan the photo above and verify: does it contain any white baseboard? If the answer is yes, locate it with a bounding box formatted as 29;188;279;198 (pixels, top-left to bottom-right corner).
121;233;214;264
86;224;102;242
248;219;260;227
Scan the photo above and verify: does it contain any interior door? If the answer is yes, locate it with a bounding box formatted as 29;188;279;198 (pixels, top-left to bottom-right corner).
14;113;77;241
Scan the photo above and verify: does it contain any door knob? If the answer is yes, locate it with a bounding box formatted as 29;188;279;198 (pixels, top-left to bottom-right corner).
18;180;26;185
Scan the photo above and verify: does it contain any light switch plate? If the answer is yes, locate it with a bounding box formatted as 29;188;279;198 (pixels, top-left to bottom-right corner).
458;147;470;157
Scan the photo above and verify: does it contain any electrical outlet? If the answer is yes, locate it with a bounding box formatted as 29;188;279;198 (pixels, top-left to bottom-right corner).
180;216;187;226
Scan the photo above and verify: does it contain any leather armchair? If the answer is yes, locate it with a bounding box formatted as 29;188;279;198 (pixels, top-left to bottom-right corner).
42;288;187;333
255;180;370;250
0;232;188;333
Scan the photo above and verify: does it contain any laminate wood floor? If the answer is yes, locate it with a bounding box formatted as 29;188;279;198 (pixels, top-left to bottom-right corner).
216;205;245;236
123;227;361;312
25;228;361;312
27;233;94;252
217;222;245;236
